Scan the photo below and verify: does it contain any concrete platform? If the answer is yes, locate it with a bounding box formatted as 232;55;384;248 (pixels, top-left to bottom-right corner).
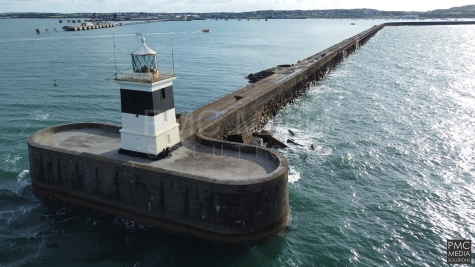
28;122;289;243
32;124;280;184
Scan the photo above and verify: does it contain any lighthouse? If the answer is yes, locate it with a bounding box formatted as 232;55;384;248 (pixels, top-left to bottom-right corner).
115;37;180;158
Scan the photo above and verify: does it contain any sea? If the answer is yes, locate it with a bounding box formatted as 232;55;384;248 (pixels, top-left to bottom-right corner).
0;18;474;266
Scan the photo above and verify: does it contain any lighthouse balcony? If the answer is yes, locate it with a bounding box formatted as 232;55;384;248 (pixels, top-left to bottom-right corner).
115;70;175;83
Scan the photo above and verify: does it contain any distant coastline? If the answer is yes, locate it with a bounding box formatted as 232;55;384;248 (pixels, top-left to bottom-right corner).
1;5;475;20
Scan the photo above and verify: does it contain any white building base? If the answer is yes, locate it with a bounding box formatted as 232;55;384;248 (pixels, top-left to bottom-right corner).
120;123;180;156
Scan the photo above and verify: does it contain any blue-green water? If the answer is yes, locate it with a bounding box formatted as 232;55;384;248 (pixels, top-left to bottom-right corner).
1;18;474;266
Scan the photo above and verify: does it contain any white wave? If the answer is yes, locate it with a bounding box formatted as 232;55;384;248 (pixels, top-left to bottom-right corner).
17;170;29;181
148;32;177;36
15;171;33;197
5;155;21;165
288;166;301;184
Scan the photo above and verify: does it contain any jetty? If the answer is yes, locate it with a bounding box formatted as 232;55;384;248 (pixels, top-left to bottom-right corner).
61;20;164;31
28;21;475;243
62;22;116;31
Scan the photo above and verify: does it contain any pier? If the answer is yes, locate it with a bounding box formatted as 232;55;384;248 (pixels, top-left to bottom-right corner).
61;20;164;31
28;21;475;243
62;22;116;31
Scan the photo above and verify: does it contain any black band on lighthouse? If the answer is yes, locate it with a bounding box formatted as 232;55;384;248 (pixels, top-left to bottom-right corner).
120;86;175;116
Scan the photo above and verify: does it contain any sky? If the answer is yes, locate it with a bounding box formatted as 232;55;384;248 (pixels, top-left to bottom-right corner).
1;0;474;13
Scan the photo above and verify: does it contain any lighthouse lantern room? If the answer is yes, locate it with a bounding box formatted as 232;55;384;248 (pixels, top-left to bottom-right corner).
115;37;181;158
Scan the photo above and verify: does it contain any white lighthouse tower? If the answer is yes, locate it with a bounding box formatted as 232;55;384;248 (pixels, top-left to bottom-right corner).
115;37;181;159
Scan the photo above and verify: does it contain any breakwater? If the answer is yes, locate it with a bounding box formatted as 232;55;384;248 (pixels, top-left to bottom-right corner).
62;22;116;31
183;21;475;144
61;20;165;31
184;24;385;143
28;21;474;243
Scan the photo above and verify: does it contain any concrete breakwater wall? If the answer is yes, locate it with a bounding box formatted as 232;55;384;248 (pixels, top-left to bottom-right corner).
195;24;385;142
28;123;289;243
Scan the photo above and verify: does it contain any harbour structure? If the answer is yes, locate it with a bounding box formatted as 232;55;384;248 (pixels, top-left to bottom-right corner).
28;21;473;242
61;22;116;31
61;20;163;31
28;37;289;243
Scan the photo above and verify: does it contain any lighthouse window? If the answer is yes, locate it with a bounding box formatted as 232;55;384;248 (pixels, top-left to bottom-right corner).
161;89;166;99
163;112;168;122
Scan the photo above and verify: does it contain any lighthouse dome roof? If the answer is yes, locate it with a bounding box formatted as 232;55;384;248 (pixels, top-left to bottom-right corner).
131;37;157;56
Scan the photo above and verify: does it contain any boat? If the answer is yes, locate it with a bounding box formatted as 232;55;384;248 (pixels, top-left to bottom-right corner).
350;23;355;25
202;28;210;32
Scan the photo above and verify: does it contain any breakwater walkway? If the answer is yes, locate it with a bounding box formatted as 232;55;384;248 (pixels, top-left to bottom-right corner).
28;21;475;243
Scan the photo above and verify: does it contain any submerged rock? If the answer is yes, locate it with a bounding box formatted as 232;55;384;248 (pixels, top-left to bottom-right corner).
287;138;304;147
